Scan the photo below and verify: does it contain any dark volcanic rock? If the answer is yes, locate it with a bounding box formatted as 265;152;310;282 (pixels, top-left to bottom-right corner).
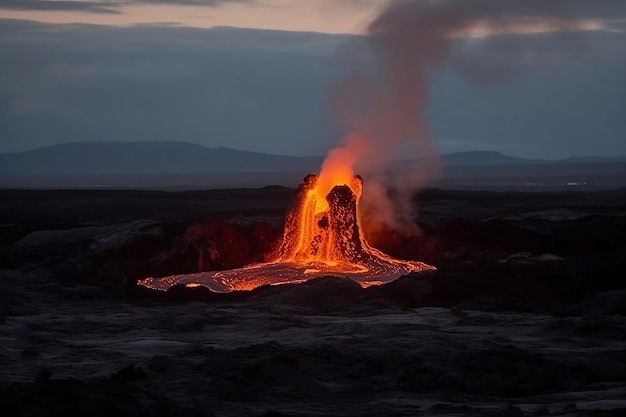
245;276;365;311
366;273;434;307
0;376;205;417
326;184;364;261
2;188;626;417
94;218;282;287
110;364;147;382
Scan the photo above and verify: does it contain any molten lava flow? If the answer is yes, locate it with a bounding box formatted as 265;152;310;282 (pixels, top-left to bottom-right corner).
138;175;435;293
277;174;364;268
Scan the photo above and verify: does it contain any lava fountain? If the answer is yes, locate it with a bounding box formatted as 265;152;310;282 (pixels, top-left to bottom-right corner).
138;174;435;293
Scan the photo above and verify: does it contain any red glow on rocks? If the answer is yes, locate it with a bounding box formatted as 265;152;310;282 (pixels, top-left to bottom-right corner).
138;174;435;293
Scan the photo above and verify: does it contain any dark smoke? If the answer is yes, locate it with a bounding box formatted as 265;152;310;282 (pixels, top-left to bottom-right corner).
325;0;611;235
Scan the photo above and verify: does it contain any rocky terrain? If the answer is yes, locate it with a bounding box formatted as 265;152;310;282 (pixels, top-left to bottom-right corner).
0;187;625;416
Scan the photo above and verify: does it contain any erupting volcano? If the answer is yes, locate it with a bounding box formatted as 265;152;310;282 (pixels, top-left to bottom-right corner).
138;174;435;293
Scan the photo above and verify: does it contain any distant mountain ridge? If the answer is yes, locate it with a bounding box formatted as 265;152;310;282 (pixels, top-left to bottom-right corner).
440;151;533;166
0;141;623;176
0;142;322;176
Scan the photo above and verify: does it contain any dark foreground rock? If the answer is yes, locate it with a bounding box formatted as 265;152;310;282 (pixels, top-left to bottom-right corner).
1;188;625;416
1;370;203;417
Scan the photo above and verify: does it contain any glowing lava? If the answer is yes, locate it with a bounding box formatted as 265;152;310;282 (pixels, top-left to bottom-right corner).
138;175;435;293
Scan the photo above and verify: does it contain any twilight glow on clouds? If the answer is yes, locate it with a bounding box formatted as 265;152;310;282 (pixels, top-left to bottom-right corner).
0;0;625;158
0;0;618;35
0;0;386;33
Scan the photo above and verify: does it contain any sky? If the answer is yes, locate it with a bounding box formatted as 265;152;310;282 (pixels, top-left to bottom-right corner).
0;0;625;159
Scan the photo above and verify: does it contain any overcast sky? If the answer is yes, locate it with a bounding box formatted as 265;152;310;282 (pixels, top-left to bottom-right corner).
0;0;625;159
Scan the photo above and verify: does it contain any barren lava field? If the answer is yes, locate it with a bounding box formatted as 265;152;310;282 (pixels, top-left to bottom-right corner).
1;187;625;417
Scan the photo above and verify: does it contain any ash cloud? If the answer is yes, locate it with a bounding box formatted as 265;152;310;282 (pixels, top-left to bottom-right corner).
327;0;626;235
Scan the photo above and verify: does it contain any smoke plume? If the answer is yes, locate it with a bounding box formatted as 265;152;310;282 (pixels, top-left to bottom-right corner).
318;0;607;235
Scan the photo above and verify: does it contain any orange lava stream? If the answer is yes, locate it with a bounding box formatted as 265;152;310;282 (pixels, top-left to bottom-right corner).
138;174;435;293
277;174;363;267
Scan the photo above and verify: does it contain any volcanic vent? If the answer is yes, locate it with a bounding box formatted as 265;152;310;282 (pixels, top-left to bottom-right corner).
138;175;435;292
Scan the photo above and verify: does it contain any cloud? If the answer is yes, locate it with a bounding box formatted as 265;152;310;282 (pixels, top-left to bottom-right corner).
403;0;626;24
0;20;346;154
0;0;121;13
0;18;623;159
448;30;626;85
138;0;251;4
0;0;252;14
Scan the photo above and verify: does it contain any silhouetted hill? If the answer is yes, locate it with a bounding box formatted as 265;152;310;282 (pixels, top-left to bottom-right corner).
0;141;624;177
0;142;322;175
441;151;532;166
418;151;625;167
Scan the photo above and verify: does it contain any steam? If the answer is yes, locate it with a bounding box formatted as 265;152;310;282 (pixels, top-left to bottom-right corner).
319;0;604;235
